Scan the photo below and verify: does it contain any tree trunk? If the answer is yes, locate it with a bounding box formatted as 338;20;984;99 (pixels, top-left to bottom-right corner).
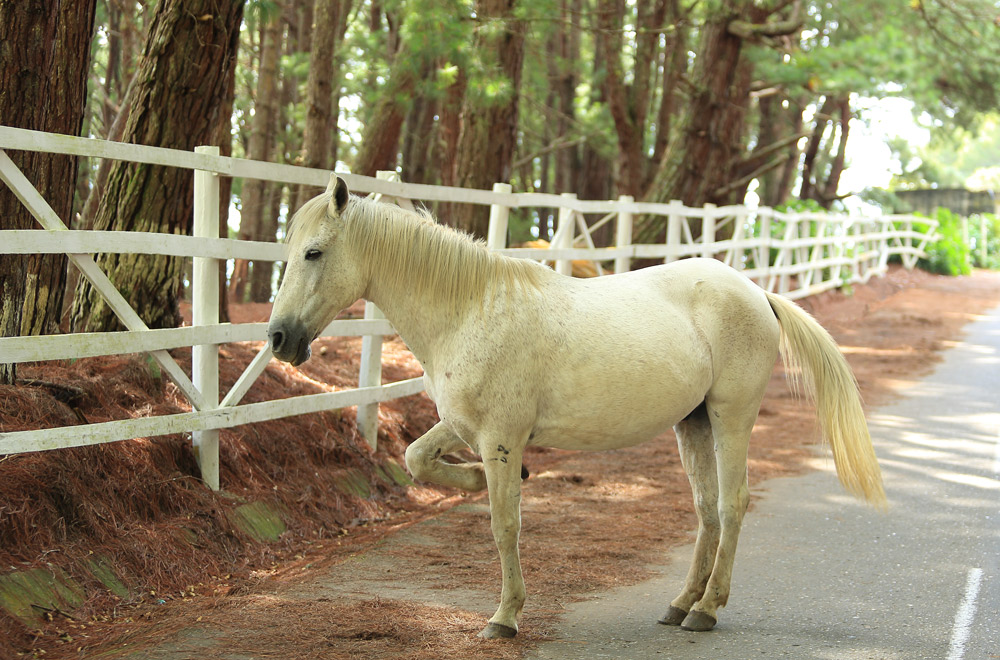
554;0;582;196
249;12;304;303
595;0;666;198
70;0;244;333
0;0;97;384
353;65;415;176
770;102;804;207
215;25;240;324
797;94;851;208
401;91;440;184
449;0;527;238
294;0;351;210
819;96;851;207
650;0;687;178
645;15;753;209
231;12;282;304
798;96;834;204
438;71;467;190
574;10;614;215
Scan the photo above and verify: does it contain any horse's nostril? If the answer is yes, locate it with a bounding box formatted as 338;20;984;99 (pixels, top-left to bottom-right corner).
270;330;284;352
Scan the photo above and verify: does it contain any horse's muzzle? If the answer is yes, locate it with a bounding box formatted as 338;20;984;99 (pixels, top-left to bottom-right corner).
268;318;312;366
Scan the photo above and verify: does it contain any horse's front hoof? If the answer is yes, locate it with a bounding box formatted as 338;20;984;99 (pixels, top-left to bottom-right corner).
479;622;518;639
658;605;688;626
680;610;717;631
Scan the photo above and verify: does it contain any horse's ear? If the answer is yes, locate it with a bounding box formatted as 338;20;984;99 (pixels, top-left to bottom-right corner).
328;175;349;217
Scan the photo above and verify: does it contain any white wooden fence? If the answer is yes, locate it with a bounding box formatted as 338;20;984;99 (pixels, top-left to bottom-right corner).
0;126;937;490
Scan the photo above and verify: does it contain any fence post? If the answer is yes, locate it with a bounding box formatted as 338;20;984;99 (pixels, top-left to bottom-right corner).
850;219;862;283
555;192;576;275
779;213;797;294
981;215;988;266
487;182;513;250
730;209;747;270
192;145;221;491
902;216;914;269
357;171;397;450
701;203;717;259
759;209;772;276
357;301;385;450
665;199;683;263
615;195;634;274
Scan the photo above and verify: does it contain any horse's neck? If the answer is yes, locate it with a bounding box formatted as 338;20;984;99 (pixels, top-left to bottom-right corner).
367;283;457;368
358;233;464;369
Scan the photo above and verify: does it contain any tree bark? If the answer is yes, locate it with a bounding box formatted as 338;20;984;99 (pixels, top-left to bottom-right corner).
0;0;97;384
645;10;754;209
771;102;804;206
449;0;527;238
70;0;245;333
595;0;667;198
352;66;416;176
754;93;807;207
798;95;850;208
650;0;687;177
215;25;240;324
294;0;351;210
352;1;409;177
231;12;282;304
401;91;440;184
438;70;467;190
554;0;582;197
819;96;851;206
641;0;804;215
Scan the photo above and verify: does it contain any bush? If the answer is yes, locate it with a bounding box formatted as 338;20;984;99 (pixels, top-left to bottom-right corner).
916;207;971;276
968;212;1000;270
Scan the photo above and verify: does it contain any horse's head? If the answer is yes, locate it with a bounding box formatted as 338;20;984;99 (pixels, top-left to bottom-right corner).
267;175;361;366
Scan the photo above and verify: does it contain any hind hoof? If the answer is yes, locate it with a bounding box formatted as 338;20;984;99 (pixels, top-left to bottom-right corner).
479;622;517;639
658;606;688;626
680;610;717;632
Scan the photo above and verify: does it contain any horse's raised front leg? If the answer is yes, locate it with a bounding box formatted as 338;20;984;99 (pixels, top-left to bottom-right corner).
404;421;486;492
660;403;721;628
479;439;525;639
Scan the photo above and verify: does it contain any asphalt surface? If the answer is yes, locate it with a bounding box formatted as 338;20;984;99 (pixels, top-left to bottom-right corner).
528;303;1000;660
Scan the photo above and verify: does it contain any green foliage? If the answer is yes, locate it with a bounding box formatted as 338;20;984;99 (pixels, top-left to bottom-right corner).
892;114;1000;189
968;213;1000;270
858;187;907;214
774;198;826;214
507;208;537;245
916;207;971;276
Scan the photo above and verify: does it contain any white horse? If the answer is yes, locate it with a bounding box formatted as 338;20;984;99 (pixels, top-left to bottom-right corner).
267;176;886;639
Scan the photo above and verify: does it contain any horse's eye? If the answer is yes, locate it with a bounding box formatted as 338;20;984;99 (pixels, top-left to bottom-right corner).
304;249;322;261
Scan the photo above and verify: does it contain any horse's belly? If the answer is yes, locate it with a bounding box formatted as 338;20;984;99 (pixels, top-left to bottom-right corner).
529;387;703;452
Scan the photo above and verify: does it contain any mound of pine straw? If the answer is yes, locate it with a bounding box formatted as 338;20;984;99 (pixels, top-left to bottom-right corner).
0;331;441;658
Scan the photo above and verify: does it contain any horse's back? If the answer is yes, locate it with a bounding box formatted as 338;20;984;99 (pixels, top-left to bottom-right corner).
562;258;779;355
523;258;780;451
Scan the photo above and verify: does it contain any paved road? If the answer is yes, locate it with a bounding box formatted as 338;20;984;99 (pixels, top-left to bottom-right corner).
529;303;1000;660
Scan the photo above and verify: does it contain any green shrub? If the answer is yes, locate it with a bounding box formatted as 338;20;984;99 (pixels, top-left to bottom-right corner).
917;207;971;276
968;213;1000;270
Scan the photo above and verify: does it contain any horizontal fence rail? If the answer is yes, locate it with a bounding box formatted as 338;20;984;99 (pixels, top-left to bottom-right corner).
0;126;938;490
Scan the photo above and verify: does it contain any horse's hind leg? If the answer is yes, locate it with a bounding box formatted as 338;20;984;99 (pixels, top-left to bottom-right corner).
404;421;487;492
660;403;721;627
680;396;758;631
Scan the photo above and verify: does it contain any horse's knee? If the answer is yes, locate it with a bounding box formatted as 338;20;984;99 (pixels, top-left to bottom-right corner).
404;441;433;482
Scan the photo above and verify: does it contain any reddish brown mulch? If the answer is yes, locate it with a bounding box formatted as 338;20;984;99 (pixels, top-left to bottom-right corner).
2;267;999;659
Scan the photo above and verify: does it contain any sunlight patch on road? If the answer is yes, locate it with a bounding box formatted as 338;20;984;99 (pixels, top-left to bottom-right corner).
934;471;1000;490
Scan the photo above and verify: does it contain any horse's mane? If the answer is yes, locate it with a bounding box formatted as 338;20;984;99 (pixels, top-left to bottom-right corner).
288;192;544;312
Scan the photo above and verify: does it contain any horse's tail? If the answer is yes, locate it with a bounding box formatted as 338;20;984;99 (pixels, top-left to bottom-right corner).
765;291;887;508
